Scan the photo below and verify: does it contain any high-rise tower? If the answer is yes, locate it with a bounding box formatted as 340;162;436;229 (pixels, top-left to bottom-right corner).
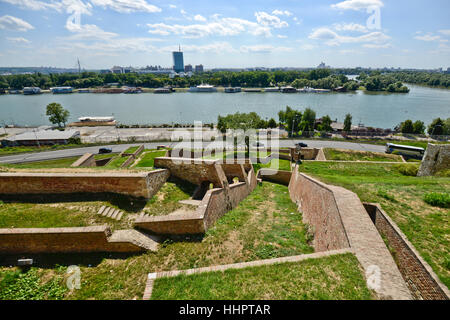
172;45;184;73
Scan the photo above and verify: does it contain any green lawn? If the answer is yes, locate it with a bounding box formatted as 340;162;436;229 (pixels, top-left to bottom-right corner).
297;162;450;288
104;156;130;169
2;157;79;169
0;196;137;230
323;148;403;162
143;180;197;216
135;151;167;168
0;144;85;156
253;158;292;172
151;253;373;300
124;146;139;154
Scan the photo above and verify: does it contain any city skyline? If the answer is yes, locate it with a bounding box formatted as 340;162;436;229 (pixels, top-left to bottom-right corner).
0;0;449;69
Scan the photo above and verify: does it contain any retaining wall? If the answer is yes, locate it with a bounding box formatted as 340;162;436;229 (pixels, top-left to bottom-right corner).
135;164;257;234
288;167;412;300
121;144;145;158
71;153;96;167
364;203;449;300
257;169;292;185
0;226;146;254
0;170;169;199
154;157;227;188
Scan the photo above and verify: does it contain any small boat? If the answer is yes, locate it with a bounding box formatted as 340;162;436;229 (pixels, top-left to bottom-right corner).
243;88;262;93
154;88;172;94
281;86;297;93
23;87;42;95
224;87;241;93
78;88;90;93
264;87;280;92
51;86;73;94
189;84;217;92
123;87;143;94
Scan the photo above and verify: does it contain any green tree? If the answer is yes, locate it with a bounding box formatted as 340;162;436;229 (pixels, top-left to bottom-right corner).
46;103;70;128
320;115;333;132
344;114;352;132
400;120;414;134
443;118;450;135
412;121;425;134
300;108;316;134
428;118;444;136
268;118;277;128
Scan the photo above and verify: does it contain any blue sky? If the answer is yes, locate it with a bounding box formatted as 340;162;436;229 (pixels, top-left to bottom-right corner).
0;0;449;69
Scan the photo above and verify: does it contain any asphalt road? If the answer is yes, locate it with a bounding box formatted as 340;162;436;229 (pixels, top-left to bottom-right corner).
0;140;386;164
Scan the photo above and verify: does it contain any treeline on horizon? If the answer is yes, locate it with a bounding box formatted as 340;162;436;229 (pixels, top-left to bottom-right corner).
0;69;449;92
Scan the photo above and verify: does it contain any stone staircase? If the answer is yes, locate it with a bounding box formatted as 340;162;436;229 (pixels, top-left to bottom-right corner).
97;205;124;221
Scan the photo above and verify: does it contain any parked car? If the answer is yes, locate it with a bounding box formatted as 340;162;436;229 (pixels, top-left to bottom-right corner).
99;147;112;154
296;142;308;148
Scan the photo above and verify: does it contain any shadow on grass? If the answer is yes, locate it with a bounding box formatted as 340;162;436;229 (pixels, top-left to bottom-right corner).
0;192;147;213
0;252;143;268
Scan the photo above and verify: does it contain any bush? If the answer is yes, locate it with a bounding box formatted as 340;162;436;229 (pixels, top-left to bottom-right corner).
423;193;450;208
396;164;419;176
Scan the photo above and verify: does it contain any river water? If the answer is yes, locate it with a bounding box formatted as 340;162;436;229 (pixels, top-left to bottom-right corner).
0;84;449;128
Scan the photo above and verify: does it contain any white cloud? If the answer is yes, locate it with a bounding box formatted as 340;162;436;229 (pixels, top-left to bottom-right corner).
194;15;206;22
414;34;441;42
6;36;30;43
0;0;61;11
363;43;391;48
439;29;450;36
240;44;292;53
272;10;292;17
333;23;368;33
0;15;34;31
332;0;384;11
277;35;287;39
65;21;118;39
169;4;176;9
90;0;161;13
148;16;272;38
255;11;288;28
180;9;187;15
309;27;390;46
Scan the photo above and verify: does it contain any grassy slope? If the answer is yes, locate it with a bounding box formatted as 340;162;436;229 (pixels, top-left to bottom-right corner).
135;150;167;168
298;162;450;288
152;253;372;300
0;182;312;300
143;180;197;216
2;157;79;169
323;148;402;162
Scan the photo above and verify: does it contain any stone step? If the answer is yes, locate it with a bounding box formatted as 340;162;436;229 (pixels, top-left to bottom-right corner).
98;205;106;215
111;209;120;220
116;211;123;221
107;209;116;218
102;207;111;217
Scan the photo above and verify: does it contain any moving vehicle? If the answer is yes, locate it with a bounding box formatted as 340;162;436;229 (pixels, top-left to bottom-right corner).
385;143;425;159
296;142;308;148
99;147;113;154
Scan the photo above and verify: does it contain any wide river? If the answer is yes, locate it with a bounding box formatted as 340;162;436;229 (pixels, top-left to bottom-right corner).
0;84;449;128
